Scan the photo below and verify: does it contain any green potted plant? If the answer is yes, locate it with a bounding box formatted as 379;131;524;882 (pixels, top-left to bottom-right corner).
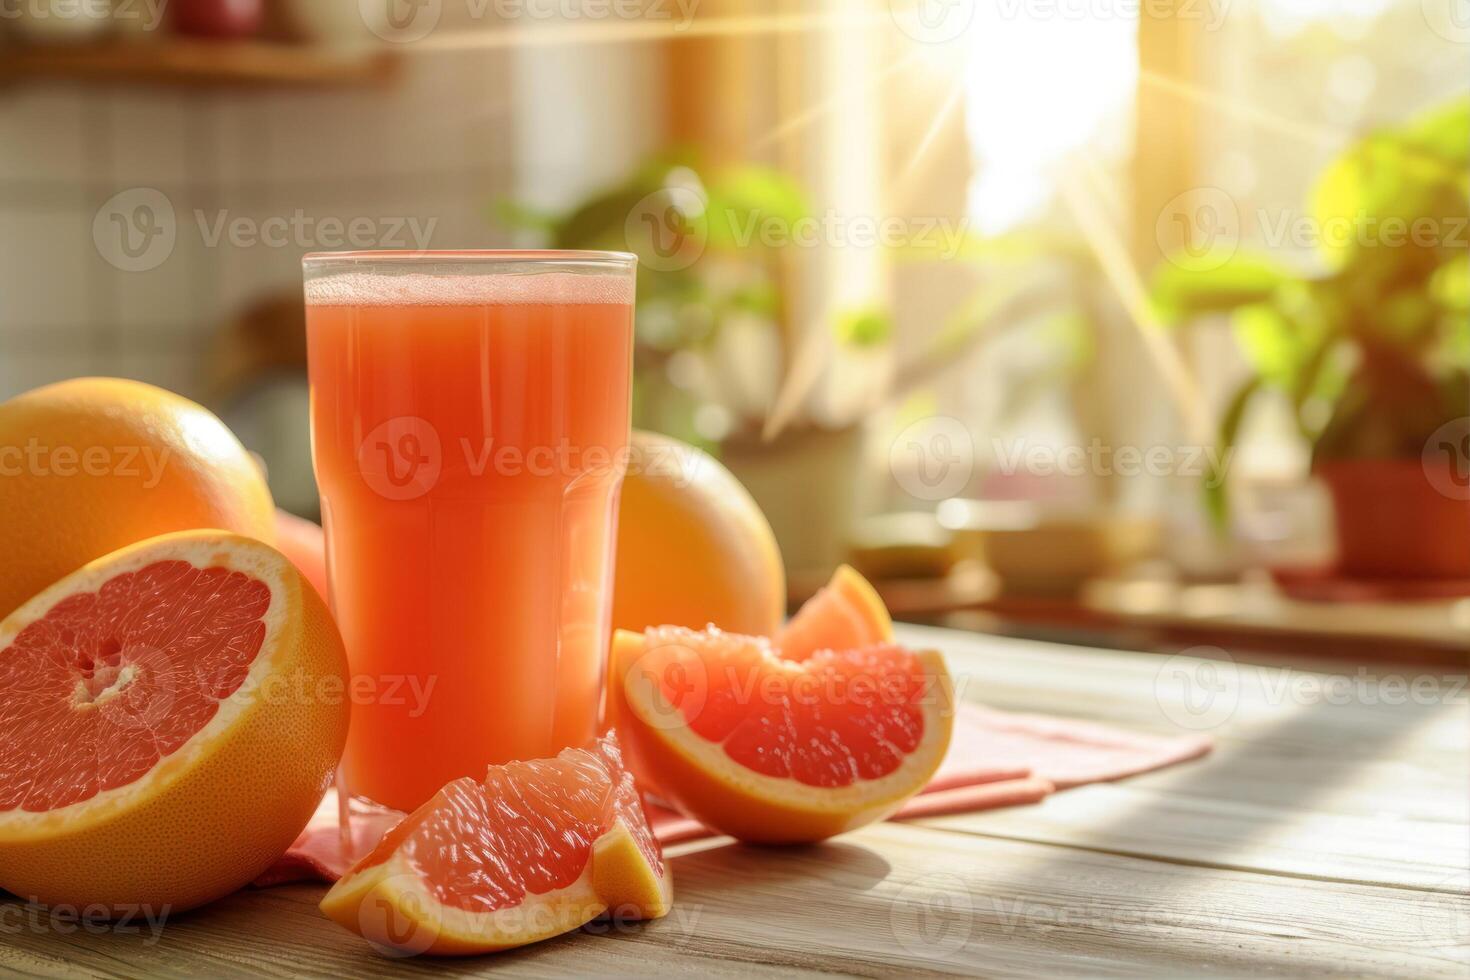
499;156;1136;583
498;153;886;580
496;151;804;446
1152;96;1469;580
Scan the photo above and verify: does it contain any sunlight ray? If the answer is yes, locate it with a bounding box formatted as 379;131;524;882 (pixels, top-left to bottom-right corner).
1138;67;1346;150
751;46;929;153
1057;156;1212;445
892;67;969;209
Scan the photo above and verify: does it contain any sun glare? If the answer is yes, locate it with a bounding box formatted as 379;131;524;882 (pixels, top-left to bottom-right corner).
963;11;1139;233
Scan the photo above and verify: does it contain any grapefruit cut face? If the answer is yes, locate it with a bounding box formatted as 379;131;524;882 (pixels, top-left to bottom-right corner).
612;626;954;843
776;564;893;661
0;559;271;814
0;530;349;913
320;733;670;957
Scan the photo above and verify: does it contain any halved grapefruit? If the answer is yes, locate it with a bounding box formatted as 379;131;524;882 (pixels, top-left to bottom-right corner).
776;564;893;661
0;530;349;913
320;733;669;957
611;627;954;843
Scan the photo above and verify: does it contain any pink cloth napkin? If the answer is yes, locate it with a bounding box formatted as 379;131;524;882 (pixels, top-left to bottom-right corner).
254;702;1210;887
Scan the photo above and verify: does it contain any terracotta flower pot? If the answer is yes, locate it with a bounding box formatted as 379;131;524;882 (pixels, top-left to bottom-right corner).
1317;458;1470;580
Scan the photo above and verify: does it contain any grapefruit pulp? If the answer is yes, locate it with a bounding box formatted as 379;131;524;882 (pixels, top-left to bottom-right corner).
610;626;954;843
0;530;349;913
775;564;892;660
320;732;669;957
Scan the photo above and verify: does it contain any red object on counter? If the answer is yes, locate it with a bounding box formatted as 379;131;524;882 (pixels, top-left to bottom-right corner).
171;0;264;39
1318;459;1470;580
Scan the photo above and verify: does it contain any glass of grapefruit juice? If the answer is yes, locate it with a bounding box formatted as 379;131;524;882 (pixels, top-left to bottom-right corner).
303;250;636;814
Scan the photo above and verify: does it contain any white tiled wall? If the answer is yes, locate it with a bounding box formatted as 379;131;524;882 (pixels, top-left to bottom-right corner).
0;50;518;403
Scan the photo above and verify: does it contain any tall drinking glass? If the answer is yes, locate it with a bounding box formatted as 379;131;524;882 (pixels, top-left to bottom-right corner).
303;251;636;813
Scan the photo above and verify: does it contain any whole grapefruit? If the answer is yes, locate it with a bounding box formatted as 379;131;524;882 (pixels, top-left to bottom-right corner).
273;508;330;604
612;431;784;638
0;378;276;620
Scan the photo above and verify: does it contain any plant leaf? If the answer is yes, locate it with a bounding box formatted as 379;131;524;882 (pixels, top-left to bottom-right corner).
1149;254;1292;324
489;198;557;235
1204;376;1262;528
834;307;893;348
1232;304;1303;388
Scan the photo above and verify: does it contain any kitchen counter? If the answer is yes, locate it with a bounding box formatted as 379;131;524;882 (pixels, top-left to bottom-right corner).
4;624;1465;977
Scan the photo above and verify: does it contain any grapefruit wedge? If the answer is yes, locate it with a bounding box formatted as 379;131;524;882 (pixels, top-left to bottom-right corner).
320;733;670;957
611;627;954;843
0;530;349;913
776;564;893;660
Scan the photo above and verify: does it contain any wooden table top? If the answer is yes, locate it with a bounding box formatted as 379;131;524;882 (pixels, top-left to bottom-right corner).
4;624;1467;978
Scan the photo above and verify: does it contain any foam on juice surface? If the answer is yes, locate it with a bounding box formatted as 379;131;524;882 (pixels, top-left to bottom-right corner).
304;271;634;307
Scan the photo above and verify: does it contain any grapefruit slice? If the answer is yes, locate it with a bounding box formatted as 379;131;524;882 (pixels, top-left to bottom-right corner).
776;564;892;660
320;733;670;957
0;530;349;913
611;627;954;843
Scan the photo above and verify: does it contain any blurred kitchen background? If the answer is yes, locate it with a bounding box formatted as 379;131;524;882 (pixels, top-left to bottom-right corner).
1;0;1466;664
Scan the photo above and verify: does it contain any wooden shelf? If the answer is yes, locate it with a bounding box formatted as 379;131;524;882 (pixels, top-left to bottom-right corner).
0;39;399;89
790;564;1470;666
